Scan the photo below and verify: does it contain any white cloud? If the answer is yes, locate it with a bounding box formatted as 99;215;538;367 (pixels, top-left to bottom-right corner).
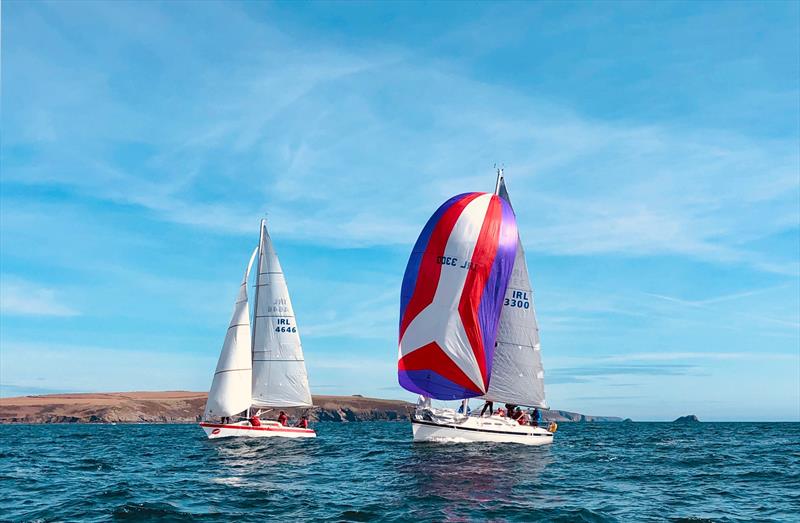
599;351;799;363
0;277;80;317
3;1;797;277
302;286;397;340
642;288;800;329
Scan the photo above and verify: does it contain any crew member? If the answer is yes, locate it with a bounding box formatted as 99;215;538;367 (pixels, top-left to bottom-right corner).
531;407;541;427
277;411;288;426
506;404;519;418
249;414;261;427
296;416;309;429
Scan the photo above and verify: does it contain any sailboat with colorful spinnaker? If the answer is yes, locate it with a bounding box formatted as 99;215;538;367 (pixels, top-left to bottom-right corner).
199;220;316;439
397;170;554;445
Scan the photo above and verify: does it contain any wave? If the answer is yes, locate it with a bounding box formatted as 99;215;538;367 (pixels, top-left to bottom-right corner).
0;422;797;522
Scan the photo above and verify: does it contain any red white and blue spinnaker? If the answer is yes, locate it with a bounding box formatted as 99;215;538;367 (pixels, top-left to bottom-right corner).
398;174;555;445
398;192;518;400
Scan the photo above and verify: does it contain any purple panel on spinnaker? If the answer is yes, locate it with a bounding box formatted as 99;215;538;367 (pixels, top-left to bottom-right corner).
475;199;518;383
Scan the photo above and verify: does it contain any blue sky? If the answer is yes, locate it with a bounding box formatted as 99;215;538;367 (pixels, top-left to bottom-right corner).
1;1;798;421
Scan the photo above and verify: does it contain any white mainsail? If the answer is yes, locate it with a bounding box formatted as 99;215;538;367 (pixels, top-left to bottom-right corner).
204;248;258;419
251;221;313;408
483;175;547;408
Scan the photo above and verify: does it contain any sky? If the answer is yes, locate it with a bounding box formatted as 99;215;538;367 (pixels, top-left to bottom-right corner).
1;1;798;421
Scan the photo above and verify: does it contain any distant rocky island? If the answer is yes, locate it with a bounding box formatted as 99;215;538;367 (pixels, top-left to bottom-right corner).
673;415;700;423
0;391;624;424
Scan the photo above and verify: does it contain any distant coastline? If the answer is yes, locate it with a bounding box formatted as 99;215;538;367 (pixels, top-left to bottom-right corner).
0;391;624;424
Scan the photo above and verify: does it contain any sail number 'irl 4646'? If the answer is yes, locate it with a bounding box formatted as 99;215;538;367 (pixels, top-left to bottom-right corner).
199;220;315;439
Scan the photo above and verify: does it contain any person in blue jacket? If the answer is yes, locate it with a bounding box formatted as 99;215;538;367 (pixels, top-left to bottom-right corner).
531;407;541;427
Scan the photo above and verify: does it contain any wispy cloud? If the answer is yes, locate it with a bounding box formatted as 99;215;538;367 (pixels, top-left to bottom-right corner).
549;363;700;380
644;285;791;307
599;351;799;363
303;287;397;340
566;395;647;402
3;2;798;276
643;288;800;329
0;277;80;317
546;350;799;384
307;357;393;371
1;2;797;418
0;342;214;394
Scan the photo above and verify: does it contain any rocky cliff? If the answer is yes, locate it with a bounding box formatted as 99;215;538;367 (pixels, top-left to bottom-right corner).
0;392;414;424
0;391;622;424
540;409;623;423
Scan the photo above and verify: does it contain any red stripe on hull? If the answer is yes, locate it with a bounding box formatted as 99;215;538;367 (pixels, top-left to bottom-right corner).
199;422;315;434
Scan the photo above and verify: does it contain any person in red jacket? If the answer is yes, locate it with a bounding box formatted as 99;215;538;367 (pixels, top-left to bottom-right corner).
277;411;288;426
296;416;309;429
249;415;261;427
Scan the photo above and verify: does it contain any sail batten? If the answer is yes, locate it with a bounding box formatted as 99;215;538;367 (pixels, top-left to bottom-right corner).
250;222;313;408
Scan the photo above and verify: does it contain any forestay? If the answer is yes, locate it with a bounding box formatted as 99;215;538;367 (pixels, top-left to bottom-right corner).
204;248;258;419
251;222;313;408
483;176;547;407
398;192;518;400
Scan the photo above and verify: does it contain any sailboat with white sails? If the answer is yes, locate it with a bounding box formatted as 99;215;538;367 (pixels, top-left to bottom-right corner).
199;220;316;439
398;170;554;445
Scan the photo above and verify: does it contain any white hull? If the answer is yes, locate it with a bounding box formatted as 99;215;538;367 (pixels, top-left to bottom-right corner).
411;409;553;446
199;420;316;439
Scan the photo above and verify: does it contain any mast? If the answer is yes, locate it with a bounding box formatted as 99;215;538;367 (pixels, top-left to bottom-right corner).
247;218;266;418
251;219;266;354
494;166;503;195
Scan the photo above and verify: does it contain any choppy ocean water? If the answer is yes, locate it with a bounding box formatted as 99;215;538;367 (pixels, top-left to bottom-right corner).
1;422;798;522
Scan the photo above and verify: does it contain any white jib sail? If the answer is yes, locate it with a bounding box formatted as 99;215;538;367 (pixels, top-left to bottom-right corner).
204;248;258;419
251;222;313;408
483;176;547;408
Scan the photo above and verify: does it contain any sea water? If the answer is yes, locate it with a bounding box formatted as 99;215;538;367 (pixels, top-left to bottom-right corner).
1;422;798;521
